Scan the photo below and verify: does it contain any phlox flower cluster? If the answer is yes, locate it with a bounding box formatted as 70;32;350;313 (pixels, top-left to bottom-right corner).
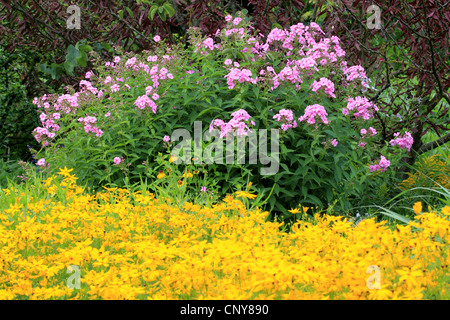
358;127;377;147
79;80;99;96
331;139;338;147
222;15;246;37
194;37;222;55
310;77;336;98
293;56;318;71
119;54;173;87
265;22;345;66
56;93;80;113
298;104;329;125
36;158;46;166
343;96;379;120
390;131;414;152
273;109;297;131
134;95;158;113
253;24;348;91
32;97;69;146
216;15;354;94
32;127;55;146
34;113;61;139
224;28;246;38
322;138;338;148
271;65;303;90
85;70;94;79
190;13;368;101
110;84;120;93
113;157;123;165
360;127;377;137
342;64;368;87
369;155;391;173
209;109;255;138
32;43;176;149
78;116;103;137
266;27;289;43
147;55;158;62
224;67;257;89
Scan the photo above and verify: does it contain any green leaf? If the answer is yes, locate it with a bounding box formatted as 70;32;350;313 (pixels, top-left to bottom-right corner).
101;43;113;52
76;43;93;53
306;194;323;207
272;23;283;29
374;206;411;224
64;45;81;75
253;87;260;99
280;163;292;174
66;44;81;62
159;9;167;21
326;188;333;203
163;2;175;17
39;63;51;74
125;7;134;18
76;51;88;68
197;106;222;118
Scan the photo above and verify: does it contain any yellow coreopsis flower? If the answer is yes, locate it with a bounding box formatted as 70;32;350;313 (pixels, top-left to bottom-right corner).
43;177;54;187
302;206;310;214
63;174;78;184
235;191;257;199
223;195;234;203
442;206;450;215
75;186;84;194
288;208;300;214
57;166;74;177
182;170;193;178
413;202;422;214
47;185;57;194
169;155;177;163
157;171;165;179
5;202;23;215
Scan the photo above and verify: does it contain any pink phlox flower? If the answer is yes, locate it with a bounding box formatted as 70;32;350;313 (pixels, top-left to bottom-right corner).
134;95;158;113
390;131;413;152
298;104;329;125
273;109;297;131
310;77;336;98
346;96;378;120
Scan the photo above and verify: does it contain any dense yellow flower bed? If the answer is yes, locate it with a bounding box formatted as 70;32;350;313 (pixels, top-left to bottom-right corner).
0;171;449;300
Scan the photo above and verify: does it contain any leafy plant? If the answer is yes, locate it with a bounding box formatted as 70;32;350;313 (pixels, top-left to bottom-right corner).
39;40;98;80
29;12;417;224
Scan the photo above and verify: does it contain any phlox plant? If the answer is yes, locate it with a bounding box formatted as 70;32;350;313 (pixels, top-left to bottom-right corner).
30;11;414;221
